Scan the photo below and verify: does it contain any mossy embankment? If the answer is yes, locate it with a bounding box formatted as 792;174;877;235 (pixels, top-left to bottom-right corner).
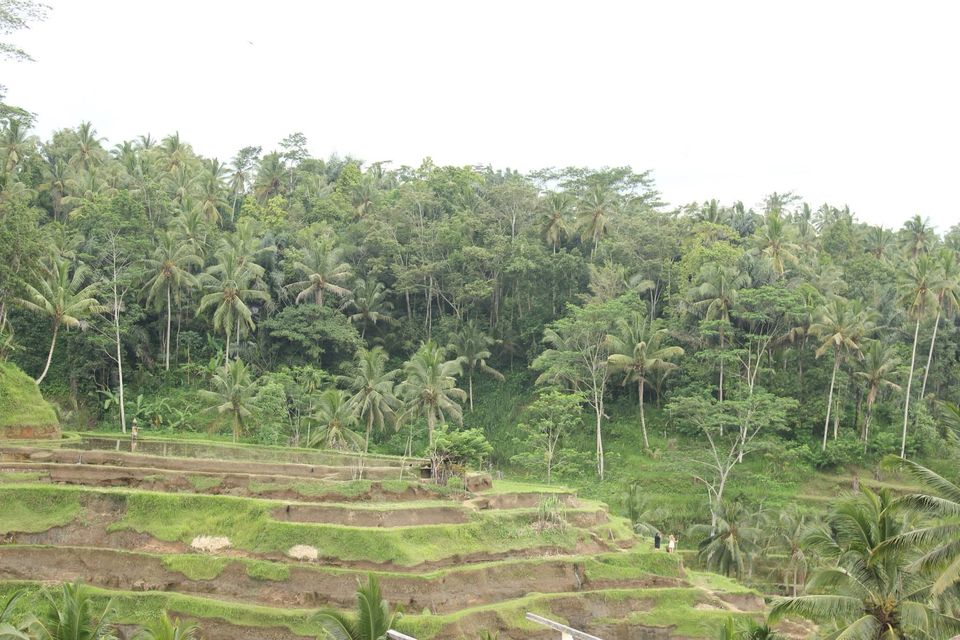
0;362;59;438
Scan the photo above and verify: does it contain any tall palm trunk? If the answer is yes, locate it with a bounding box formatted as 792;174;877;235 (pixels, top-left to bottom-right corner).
115;281;127;434
920;306;942;401
863;391;876;454
901;317;921;458
594;389;605;480
36;321;60;385
427;409;435;447
468;373;474;411
225;325;232;361
165;286;172;371
822;351;840;451
638;377;649;450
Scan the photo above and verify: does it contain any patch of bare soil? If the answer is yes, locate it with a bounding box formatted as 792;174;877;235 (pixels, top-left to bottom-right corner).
467;492;580;510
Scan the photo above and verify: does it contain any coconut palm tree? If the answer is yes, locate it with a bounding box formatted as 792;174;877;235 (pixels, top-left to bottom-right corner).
575;185;617;258
28;580;117;640
692;501;761;579
0;591;29;640
309;389;362;451
195;159;229;225
69;121;106;172
755;211;799;278
690;263;750;404
16;256;104;384
920;249;960;400
448;321;503;411
898;255;937;458
900;214;934;260
884;457;960;598
854;341;901;451
199;359;257;442
312;575;398;640
866;225;894;261
769;507;812;598
253;152;285;202
541;192;572;253
769;487;960;639
607;313;684;450
346;347;400;455
288;239;353;307
348;277;393;338
141;232;201;370
398;341;465;446
196;251;269;360
810;298;873;451
133;613;200;640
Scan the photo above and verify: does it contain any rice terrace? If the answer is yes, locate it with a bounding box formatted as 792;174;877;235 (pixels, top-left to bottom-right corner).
2;2;960;639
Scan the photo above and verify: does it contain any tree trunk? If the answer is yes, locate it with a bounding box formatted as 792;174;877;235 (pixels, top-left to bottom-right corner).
468;373;474;411
427;410;435;447
594;393;605;480
35;321;60;385
225;324;231;361
901;317;921;458
822;352;839;451
232;413;239;443
638;377;649;450
920;306;942;401
165;286;172;371
115;283;127;434
863;397;874;454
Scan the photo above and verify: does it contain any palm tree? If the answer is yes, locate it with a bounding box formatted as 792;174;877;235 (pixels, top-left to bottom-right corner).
195;159;228;225
541;192;572;253
398;341;466;446
28;581;117;640
866;225;894;261
691;263;750;404
253;152;285;202
346;347;400;455
607;314;684;450
199;359;257;442
69;121;106;172
854;341;901;451
810;298;872;451
142;232;201;371
348;278;393;338
755;211;798;277
0;591;29;640
312;575;398;640
288;239;353;307
16;256;104;384
898;256;937;458
575;185;617;258
885;457;960;598
448;321;503;411
900;214;934;260
196;251;269;360
692;501;761;579
920;249;960;400
133;613;200;640
309;389;362;451
770;487;960;639
770;507;811;597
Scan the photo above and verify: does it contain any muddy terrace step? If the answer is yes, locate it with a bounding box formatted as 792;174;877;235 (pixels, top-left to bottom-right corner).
0;545;685;614
0;581;766;640
60;435;426;468
0;462;457;503
0;445;414;481
0;485;634;569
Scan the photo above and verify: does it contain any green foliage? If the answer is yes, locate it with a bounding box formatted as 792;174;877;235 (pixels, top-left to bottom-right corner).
0;362;58;430
430;424;492;469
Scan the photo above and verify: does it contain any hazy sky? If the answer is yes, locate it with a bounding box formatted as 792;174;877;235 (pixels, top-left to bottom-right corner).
3;1;959;230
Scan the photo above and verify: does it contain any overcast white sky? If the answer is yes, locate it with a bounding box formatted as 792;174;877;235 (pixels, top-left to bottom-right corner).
3;1;959;230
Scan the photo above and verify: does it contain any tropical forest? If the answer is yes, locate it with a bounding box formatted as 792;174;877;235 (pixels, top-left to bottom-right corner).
1;2;959;640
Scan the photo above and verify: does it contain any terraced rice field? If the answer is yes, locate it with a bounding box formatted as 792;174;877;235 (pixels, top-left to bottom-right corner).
0;434;772;639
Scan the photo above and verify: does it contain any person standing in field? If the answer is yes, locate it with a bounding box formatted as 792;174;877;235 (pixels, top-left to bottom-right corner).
654;531;661;550
667;535;676;553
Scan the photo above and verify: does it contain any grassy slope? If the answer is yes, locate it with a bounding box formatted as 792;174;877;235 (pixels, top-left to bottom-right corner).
0;362;58;429
0;484;635;564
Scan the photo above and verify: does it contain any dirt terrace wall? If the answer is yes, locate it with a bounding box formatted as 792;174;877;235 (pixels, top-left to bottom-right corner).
0;546;685;614
0;446;406;481
0;423;60;439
